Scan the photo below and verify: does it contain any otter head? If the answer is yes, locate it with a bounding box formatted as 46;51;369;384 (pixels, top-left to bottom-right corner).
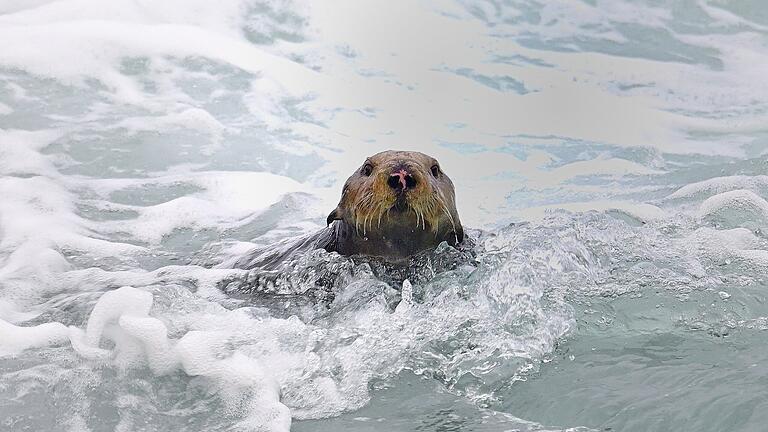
326;150;463;258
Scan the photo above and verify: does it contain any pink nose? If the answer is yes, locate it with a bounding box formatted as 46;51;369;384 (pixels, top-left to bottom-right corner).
394;170;407;189
388;169;416;190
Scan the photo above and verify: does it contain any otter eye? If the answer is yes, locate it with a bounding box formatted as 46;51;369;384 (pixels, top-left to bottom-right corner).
430;165;440;177
362;163;373;176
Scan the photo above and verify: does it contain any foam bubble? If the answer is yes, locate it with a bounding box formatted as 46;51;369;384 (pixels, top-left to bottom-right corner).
84;286;153;345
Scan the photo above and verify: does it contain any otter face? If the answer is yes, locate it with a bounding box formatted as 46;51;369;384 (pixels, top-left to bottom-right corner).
327;150;463;246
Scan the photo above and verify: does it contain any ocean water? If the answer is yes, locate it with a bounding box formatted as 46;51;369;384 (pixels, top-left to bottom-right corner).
1;0;768;431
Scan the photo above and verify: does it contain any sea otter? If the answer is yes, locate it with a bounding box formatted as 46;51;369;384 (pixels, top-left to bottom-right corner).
231;150;464;271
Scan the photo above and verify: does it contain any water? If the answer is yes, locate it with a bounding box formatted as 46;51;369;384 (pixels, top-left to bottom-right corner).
1;0;768;431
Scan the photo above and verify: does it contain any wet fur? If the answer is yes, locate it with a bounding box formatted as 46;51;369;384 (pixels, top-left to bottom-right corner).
324;150;463;261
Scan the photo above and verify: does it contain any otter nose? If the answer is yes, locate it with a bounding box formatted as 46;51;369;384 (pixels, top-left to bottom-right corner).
388;169;417;191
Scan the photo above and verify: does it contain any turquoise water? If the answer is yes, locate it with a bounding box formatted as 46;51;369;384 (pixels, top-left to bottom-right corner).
1;1;768;431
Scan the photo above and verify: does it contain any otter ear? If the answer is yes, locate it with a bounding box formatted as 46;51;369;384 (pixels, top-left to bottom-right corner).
326;208;342;226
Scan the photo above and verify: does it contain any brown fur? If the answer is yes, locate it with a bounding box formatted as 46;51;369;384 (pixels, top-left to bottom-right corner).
325;150;464;261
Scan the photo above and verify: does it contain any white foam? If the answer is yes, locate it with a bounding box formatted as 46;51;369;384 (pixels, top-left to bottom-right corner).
89;171;306;244
0;171;145;311
22;286;294;431
679;226;764;270
0;319;70;356
174;333;289;431
0;299;38;323
0;129;148;306
0;129;62;177
117;315;177;372
733;249;768;268
84;286;153;345
114;108;227;155
0;2;317;104
667;175;768;202
699;189;768;232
